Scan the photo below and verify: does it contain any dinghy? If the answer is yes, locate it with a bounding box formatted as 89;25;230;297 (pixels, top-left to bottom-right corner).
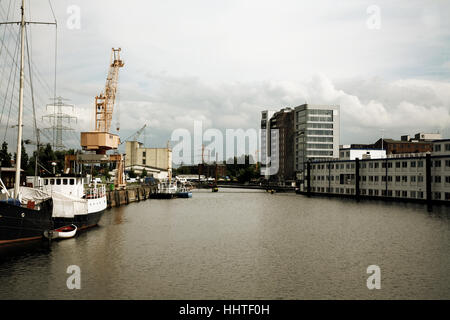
44;224;77;240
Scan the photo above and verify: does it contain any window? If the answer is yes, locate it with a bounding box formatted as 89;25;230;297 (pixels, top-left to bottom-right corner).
402;176;408;182
446;160;450;167
402;161;408;168
435;176;441;183
434;192;441;200
387;162;393;168
396;176;401;182
410;161;416;168
63;179;68;185
374;163;379;168
396;162;401;168
70;179;75;185
402;191;408;197
410;191;416;198
50;179;55;185
44;179;48;185
434;144;441;152
446;144;450;151
418;176;424;183
434;160;441;167
418;161;424;167
411;176;416;183
446;176;450;183
56;179;61;185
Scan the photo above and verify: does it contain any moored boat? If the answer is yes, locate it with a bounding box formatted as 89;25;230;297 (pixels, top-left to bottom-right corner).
150;180;177;199
44;224;77;240
29;176;107;230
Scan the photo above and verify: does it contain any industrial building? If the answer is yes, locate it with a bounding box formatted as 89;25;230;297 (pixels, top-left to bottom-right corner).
125;141;172;179
302;140;450;204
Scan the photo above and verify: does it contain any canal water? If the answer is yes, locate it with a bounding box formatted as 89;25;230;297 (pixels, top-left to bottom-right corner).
1;189;449;299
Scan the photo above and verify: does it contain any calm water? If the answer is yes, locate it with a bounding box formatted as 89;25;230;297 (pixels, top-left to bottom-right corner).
1;189;449;299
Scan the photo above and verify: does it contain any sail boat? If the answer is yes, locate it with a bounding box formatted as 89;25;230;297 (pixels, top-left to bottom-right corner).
0;0;54;245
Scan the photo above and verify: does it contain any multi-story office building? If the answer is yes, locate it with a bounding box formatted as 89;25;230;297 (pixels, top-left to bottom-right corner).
294;104;340;180
260;110;276;179
269;108;295;181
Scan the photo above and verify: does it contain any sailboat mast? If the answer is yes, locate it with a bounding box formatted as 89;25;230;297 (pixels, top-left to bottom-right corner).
14;0;26;198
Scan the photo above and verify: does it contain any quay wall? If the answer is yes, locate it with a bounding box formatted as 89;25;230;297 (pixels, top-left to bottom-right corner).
106;185;156;208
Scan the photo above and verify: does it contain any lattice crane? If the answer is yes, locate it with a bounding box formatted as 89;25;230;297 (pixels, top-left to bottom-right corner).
66;48;127;188
80;48;124;154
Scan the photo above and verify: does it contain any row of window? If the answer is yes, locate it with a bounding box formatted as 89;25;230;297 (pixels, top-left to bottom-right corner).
43;178;77;186
311;159;450;170
312;175;450;183
434;144;450;152
311;187;450;200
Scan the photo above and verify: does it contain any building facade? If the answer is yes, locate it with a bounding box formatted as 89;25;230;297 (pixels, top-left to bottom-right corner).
260;110;276;179
303;150;450;203
269;108;295;181
339;146;386;160
294;104;340;179
125;141;172;175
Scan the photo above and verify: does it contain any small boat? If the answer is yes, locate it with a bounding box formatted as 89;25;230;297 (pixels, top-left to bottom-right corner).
149;180;178;199
175;181;193;198
44;224;77;240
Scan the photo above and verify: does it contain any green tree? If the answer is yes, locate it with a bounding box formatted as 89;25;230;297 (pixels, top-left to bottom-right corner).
14;141;29;172
142;168;148;177
128;169;136;178
0;142;12;167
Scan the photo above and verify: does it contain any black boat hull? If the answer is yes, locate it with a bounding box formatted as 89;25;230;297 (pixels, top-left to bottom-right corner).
0;199;54;245
52;209;106;231
149;193;175;199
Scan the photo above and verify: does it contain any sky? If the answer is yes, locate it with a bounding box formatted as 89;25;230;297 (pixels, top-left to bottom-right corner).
1;0;450;161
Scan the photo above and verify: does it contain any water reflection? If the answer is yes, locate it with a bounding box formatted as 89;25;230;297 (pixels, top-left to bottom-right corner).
1;190;449;299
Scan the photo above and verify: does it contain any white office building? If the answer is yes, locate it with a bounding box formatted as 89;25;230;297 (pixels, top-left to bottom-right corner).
294;104;340;179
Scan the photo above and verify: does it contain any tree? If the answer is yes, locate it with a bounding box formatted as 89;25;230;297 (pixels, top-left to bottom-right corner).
142;168;148;177
0;142;12;167
128;169;136;178
14;141;29;172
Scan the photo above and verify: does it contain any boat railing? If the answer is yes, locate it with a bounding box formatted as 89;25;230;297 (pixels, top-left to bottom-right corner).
85;184;106;199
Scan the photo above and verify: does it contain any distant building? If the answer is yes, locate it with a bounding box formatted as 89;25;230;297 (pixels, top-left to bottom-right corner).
260;110;276;179
125;141;172;177
339;146;386;160
432;139;450;155
373;138;432;155
270;107;295;181
294;104;340;179
1;167;24;188
413;132;442;141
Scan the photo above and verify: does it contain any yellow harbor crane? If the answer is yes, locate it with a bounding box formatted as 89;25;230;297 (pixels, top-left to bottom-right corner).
65;48;126;188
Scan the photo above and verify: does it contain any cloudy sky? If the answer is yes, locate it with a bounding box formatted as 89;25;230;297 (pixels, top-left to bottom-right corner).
1;0;450;160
